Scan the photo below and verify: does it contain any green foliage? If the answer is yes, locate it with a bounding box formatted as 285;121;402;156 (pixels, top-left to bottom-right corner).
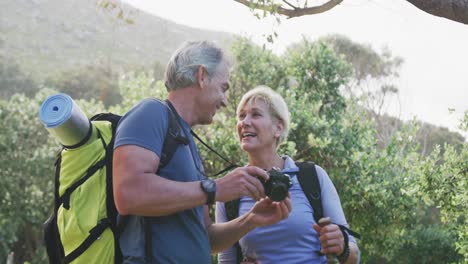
0;55;38;99
229;37;287;113
285;39;352;119
0;89;59;263
45;64;122;107
418;142;468;260
416;121;465;156
0;37;465;263
394;226;463;263
282;39;353;166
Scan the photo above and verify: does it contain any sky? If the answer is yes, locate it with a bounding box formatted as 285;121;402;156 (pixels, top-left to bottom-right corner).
123;0;468;138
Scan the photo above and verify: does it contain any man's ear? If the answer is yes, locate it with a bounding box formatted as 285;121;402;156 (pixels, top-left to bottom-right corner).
196;65;207;88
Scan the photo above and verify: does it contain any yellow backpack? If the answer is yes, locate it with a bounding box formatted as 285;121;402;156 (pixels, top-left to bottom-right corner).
44;107;185;263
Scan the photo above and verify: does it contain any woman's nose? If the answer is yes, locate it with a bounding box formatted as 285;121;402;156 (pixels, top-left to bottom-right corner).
241;115;252;126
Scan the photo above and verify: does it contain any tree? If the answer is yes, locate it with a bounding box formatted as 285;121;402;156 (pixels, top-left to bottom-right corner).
319;34;404;147
45;64;122;107
0;55;38;99
234;0;468;25
0;90;61;263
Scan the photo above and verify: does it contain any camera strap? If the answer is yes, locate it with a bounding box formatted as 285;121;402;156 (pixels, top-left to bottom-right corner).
165;100;238;177
190;130;239;176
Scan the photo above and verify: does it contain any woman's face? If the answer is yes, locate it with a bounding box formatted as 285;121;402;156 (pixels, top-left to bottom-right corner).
237;99;282;153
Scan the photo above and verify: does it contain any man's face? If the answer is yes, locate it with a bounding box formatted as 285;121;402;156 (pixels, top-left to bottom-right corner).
197;63;230;125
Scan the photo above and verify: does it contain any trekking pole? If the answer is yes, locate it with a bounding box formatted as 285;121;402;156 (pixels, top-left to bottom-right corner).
318;217;338;264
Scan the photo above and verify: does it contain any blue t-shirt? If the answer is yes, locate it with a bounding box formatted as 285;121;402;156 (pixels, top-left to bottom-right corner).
114;99;211;264
216;156;357;264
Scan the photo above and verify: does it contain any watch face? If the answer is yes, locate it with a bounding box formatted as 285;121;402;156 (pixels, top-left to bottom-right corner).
203;179;216;192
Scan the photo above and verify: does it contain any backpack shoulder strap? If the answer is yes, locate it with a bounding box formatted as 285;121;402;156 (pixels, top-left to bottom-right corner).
159;99;189;168
225;199;240;222
90;112;124;263
91;112;121;128
296;161;323;223
225;199;242;264
89;113;121;218
141;100;189;261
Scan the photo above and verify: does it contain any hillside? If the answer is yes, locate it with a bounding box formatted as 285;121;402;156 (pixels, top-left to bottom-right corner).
0;0;233;83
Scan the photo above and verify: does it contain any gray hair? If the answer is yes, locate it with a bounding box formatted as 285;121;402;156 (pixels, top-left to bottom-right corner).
164;41;228;91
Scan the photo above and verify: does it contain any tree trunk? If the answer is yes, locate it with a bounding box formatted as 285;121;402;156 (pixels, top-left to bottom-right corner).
406;0;468;25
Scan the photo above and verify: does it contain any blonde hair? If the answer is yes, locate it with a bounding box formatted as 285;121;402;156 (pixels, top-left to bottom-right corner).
237;86;290;145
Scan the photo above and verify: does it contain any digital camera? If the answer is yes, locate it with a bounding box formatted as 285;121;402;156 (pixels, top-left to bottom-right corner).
262;168;292;201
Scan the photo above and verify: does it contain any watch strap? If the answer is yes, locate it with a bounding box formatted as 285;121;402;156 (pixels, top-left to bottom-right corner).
200;179;216;205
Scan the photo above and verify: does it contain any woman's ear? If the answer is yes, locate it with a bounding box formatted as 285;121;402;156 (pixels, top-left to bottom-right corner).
274;120;284;139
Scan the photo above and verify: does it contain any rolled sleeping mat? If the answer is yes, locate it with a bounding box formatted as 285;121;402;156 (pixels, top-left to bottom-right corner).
39;93;92;148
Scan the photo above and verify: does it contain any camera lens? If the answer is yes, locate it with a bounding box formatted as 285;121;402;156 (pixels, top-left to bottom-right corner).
264;168;292;201
269;182;288;201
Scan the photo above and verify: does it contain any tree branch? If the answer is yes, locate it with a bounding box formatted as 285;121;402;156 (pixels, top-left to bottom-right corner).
235;0;468;24
234;0;344;18
406;0;468;25
282;0;298;10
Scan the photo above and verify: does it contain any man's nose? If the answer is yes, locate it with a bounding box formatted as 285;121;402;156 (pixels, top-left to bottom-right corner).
221;95;228;107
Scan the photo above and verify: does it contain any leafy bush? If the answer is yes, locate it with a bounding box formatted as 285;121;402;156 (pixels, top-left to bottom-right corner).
394;226;463;263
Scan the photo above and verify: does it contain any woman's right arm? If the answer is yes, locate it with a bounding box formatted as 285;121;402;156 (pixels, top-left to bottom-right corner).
316;165;360;264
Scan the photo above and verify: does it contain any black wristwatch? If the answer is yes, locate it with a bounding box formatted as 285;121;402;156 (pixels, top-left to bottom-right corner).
200;179;216;205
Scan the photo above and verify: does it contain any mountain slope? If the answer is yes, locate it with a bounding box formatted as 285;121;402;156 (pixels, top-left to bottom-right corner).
0;0;233;82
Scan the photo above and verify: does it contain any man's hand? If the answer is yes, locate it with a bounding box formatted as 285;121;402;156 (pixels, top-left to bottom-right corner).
215;166;269;202
312;223;345;255
247;193;292;227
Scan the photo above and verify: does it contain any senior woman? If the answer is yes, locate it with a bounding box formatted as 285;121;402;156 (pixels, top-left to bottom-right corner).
216;86;359;264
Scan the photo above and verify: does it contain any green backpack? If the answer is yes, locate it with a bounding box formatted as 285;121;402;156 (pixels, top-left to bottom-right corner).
44;100;187;264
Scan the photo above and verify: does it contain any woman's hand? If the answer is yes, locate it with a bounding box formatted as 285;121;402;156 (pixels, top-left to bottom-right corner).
247;193;292;227
312;223;345;255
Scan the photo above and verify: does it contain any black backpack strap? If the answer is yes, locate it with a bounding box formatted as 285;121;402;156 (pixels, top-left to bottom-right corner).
91;113;124;264
62;120;93;149
44;153;66;264
296;161;323;223
64;218;111;263
159;100;189;168
296;162;361;240
58;129;107;210
53;153;63;211
225;199;242;264
225;199;240;222
140;100;189;262
336;224;361;239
